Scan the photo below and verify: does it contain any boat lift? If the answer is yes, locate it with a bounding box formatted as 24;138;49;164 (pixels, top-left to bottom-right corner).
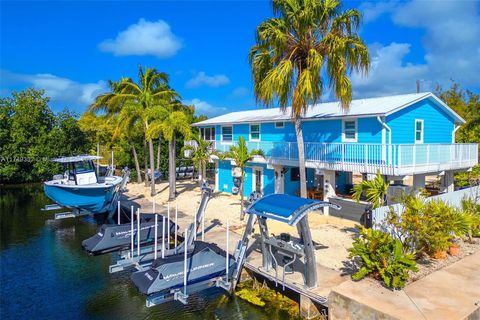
133;193;340;308
231;194;341;289
108;184;213;274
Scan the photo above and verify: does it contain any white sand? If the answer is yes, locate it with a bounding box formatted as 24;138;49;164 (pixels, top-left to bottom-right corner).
125;180;356;270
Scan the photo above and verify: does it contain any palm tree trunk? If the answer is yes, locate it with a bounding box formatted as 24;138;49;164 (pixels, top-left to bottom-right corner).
129;138;142;183
294;117;307;198
148;138;156;196
240;168;245;220
143;137;149;187
156;136;161;171
168;136;177;200
198;160;203;187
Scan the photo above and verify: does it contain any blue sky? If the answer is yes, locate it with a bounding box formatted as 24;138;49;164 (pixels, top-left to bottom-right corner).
1;0;479;117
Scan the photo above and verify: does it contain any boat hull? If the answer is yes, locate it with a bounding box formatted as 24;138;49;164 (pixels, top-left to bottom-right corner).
44;182;118;214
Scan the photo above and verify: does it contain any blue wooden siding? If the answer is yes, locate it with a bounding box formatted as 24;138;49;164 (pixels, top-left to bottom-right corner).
283;167;315;195
386;98;455;144
358;117;383;143
217;160;275;196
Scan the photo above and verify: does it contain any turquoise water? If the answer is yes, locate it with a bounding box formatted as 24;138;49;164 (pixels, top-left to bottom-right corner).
0;184;275;320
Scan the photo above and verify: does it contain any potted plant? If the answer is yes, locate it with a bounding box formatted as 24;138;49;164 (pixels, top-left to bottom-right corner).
448;239;460;256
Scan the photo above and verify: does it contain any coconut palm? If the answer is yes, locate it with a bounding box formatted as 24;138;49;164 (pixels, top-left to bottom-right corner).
352;171;389;209
147;103;191;200
222;136;264;220
89;67;178;196
249;0;369;198
111;105;143;183
182;134;217;187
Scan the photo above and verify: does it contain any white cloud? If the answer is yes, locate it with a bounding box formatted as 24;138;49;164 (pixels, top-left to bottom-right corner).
99;19;182;58
1;70;108;106
185;72;230;88
183;98;227;117
353;0;480;98
229;86;249;98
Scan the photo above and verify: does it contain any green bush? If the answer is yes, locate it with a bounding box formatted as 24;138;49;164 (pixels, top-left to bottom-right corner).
348;226;418;289
461;199;480;239
387;194;476;257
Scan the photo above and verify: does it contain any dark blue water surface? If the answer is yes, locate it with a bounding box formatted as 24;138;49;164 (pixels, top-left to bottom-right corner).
0;184;274;320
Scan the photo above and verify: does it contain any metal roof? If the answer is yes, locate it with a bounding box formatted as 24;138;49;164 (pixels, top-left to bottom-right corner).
246;194;341;226
193;92;465;126
52;155;102;163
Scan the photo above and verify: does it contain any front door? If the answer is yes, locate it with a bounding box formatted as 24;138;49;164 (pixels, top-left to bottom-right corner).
252;167;263;194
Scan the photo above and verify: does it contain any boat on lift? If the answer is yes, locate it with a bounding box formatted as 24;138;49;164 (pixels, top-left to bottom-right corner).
43;155;128;218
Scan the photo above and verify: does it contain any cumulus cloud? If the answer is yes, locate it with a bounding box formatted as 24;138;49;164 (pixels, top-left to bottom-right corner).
185;72;230;88
99;19;182;58
1;70;108;106
352;0;480;98
183;98;227;117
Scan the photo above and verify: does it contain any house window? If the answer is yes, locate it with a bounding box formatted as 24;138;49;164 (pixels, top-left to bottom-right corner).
221;126;233;142
415;119;424;143
200;127;215;141
250;124;260;141
275;122;284;129
342;119;357;142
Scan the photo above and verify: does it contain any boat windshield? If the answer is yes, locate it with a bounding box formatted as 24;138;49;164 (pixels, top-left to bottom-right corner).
74;160;95;173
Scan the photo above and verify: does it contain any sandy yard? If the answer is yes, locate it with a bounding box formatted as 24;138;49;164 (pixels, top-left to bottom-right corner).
125;180;357;271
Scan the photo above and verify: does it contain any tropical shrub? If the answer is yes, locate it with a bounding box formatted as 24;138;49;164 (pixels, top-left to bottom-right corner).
387;194;475;257
461;199;480;239
348;226;418;289
352;171;389;209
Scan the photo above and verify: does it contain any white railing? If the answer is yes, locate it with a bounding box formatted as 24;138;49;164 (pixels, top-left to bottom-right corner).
213;141;478;175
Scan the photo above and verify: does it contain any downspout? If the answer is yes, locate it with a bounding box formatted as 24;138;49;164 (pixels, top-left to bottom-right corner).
452;124;461;143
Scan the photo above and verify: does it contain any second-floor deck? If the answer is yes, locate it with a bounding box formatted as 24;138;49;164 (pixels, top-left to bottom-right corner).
213;141;478;176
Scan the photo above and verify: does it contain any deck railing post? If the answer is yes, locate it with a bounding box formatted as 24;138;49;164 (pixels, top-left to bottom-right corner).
364;144;368;172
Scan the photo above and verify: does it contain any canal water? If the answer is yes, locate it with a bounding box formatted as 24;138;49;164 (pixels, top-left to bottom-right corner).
0;184;279;320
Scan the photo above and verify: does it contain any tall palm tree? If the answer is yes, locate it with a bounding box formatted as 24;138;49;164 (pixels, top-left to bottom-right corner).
89;66;178;196
182;134;217;187
147;103;191;200
222;136;264;220
111;105;143;183
249;0;369;198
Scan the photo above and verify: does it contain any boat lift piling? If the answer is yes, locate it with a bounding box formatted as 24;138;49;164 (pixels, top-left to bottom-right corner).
154;214;158;260
137;208;141;257
130;206;134;257
117;201;121;225
201;209;205;241
167;204;170;250
161;216;165;259
175;203;178;251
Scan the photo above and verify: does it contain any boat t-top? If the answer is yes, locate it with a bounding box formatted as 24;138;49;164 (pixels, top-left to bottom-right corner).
43;155;129;218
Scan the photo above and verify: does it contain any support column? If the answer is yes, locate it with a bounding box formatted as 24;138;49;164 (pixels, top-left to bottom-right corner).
323;170;336;216
440;171;455;193
214;160;219;192
412;174;426;193
273;165;284;194
300;294;320;319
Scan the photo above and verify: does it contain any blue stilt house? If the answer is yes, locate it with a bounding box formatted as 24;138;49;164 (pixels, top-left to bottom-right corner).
193;92;478;211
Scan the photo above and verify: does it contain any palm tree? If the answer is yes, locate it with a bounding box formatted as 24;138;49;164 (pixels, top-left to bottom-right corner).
222;136;264;220
111;105;143;183
249;0;369;198
89;67;178;196
352;171;388;209
182;134;217;187
148;103;191;200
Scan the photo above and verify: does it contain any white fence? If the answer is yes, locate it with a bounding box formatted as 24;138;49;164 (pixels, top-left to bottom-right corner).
372;186;480;229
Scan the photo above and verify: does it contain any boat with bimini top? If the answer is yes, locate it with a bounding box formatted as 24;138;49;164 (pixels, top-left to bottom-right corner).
43;155;128;217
